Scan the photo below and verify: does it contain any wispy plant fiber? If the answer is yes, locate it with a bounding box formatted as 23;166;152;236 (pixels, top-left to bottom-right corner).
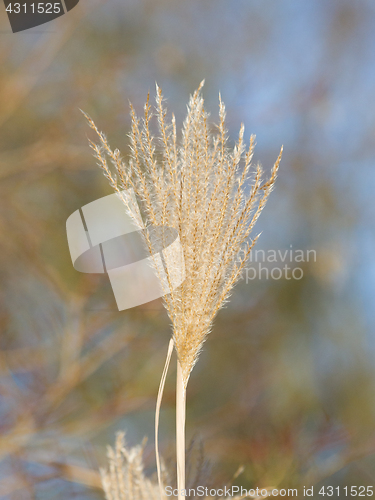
101;433;165;500
84;81;282;387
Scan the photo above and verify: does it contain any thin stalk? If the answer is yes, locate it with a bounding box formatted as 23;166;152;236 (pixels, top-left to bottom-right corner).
155;338;174;500
176;358;186;500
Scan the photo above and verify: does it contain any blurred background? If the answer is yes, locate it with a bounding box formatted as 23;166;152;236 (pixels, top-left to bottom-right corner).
1;0;375;497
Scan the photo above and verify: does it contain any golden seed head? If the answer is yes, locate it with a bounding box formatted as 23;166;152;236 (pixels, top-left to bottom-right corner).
85;82;282;387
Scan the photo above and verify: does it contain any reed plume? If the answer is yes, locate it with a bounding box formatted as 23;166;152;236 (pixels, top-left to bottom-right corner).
101;432;164;500
85;81;281;385
84;81;282;500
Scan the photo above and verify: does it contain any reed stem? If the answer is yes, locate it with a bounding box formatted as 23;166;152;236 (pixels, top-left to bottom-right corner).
176;358;186;500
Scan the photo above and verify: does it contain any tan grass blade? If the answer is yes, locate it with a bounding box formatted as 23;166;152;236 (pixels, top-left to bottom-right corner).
155;338;174;499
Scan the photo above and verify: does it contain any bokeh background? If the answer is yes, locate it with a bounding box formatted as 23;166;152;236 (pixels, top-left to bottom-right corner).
1;0;375;498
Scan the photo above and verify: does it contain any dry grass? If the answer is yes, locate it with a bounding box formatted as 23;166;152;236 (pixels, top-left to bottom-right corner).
84;81;282;387
85;81;282;500
101;433;163;500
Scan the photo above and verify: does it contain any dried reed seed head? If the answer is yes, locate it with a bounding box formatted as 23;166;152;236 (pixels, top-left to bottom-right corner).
101;433;164;500
85;82;282;387
101;433;277;500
